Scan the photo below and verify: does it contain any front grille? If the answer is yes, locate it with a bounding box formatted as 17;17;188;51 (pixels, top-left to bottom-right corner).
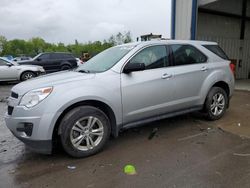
8;106;14;115
11;92;18;99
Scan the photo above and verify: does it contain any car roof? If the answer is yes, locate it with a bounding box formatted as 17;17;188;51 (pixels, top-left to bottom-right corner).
41;52;73;55
117;40;218;48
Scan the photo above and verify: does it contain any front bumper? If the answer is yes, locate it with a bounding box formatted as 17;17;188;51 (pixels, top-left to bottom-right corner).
5;114;52;154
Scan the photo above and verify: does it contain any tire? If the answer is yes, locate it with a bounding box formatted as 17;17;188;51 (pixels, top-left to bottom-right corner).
204;87;228;121
61;65;71;71
59;106;111;158
21;71;36;81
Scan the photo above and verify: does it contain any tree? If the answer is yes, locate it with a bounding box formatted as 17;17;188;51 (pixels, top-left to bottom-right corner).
0;35;7;54
0;31;132;57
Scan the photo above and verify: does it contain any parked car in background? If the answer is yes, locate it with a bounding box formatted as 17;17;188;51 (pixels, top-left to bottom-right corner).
76;58;84;66
3;55;14;61
18;52;77;73
5;40;234;158
13;56;32;62
0;57;45;81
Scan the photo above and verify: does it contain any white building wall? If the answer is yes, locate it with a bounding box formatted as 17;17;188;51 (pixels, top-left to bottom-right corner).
175;0;193;40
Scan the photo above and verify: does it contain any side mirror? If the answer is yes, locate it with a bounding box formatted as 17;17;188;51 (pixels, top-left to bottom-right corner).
6;62;13;67
37;58;41;61
123;63;145;74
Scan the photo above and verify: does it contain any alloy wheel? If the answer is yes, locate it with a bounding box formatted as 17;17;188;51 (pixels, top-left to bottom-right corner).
210;93;225;116
70;116;104;151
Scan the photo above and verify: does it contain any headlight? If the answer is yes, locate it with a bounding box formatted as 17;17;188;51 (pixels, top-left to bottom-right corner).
19;87;53;108
39;67;45;72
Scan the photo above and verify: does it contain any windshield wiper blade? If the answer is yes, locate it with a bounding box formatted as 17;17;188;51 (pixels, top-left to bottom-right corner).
78;69;90;73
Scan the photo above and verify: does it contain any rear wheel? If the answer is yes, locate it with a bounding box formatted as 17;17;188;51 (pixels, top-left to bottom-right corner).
61;65;71;71
204;87;228;120
21;71;36;81
60;106;111;158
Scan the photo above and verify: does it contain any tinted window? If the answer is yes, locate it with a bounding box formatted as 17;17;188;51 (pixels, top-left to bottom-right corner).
129;45;169;70
39;54;50;60
171;44;207;66
203;45;229;60
51;53;64;59
65;54;74;59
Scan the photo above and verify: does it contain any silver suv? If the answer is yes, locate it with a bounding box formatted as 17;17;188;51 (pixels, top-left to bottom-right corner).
5;41;234;158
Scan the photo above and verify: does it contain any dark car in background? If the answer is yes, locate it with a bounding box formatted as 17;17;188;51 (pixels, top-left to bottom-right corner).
18;52;77;73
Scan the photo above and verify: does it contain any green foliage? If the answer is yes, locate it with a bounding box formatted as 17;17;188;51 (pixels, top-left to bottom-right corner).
0;32;132;58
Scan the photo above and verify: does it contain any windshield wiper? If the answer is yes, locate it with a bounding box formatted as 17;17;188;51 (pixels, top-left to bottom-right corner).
78;69;90;73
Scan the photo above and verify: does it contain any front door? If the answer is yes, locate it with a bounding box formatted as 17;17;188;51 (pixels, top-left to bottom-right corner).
121;45;175;124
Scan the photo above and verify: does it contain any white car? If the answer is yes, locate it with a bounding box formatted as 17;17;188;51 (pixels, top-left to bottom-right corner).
0;57;45;82
76;58;84;66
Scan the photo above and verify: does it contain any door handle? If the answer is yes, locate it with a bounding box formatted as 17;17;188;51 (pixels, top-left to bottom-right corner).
162;73;172;79
201;66;208;71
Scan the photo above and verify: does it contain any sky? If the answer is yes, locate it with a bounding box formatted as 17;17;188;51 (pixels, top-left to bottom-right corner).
0;0;172;44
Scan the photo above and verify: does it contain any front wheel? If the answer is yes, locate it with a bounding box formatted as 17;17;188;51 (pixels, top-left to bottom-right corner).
204;87;228;120
21;71;36;81
60;106;111;158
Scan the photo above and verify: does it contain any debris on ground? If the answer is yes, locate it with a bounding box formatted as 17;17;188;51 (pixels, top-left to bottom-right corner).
218;127;225;132
67;165;76;170
0;97;8;103
178;132;205;141
238;123;241;127
0;149;7;153
124;164;137;175
233;153;250;157
148;128;159;140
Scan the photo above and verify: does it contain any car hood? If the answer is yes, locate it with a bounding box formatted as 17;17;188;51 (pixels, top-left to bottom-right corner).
12;71;95;96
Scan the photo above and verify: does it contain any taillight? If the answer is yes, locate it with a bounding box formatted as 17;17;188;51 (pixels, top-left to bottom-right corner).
229;62;236;75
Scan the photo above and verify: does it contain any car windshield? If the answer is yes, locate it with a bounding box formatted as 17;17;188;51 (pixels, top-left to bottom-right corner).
32;53;42;60
0;58;18;66
76;45;135;73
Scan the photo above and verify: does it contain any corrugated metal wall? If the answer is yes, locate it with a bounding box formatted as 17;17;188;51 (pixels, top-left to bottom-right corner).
197;35;250;79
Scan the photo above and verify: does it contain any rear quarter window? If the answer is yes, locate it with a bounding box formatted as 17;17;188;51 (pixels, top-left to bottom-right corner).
203;45;229;60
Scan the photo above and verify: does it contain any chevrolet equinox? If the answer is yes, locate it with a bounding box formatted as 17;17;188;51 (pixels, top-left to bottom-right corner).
5;41;235;158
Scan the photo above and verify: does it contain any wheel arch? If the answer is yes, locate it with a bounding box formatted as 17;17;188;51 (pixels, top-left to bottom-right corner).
211;81;230;97
202;81;230;111
53;100;118;143
19;70;36;80
60;61;72;68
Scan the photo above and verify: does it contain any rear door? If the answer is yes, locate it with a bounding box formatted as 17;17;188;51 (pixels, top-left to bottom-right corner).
169;44;210;109
121;45;176;124
50;53;63;71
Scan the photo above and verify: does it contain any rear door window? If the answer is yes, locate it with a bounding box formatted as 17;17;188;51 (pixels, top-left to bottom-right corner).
171;44;207;66
39;54;50;60
51;53;62;59
203;45;229;60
